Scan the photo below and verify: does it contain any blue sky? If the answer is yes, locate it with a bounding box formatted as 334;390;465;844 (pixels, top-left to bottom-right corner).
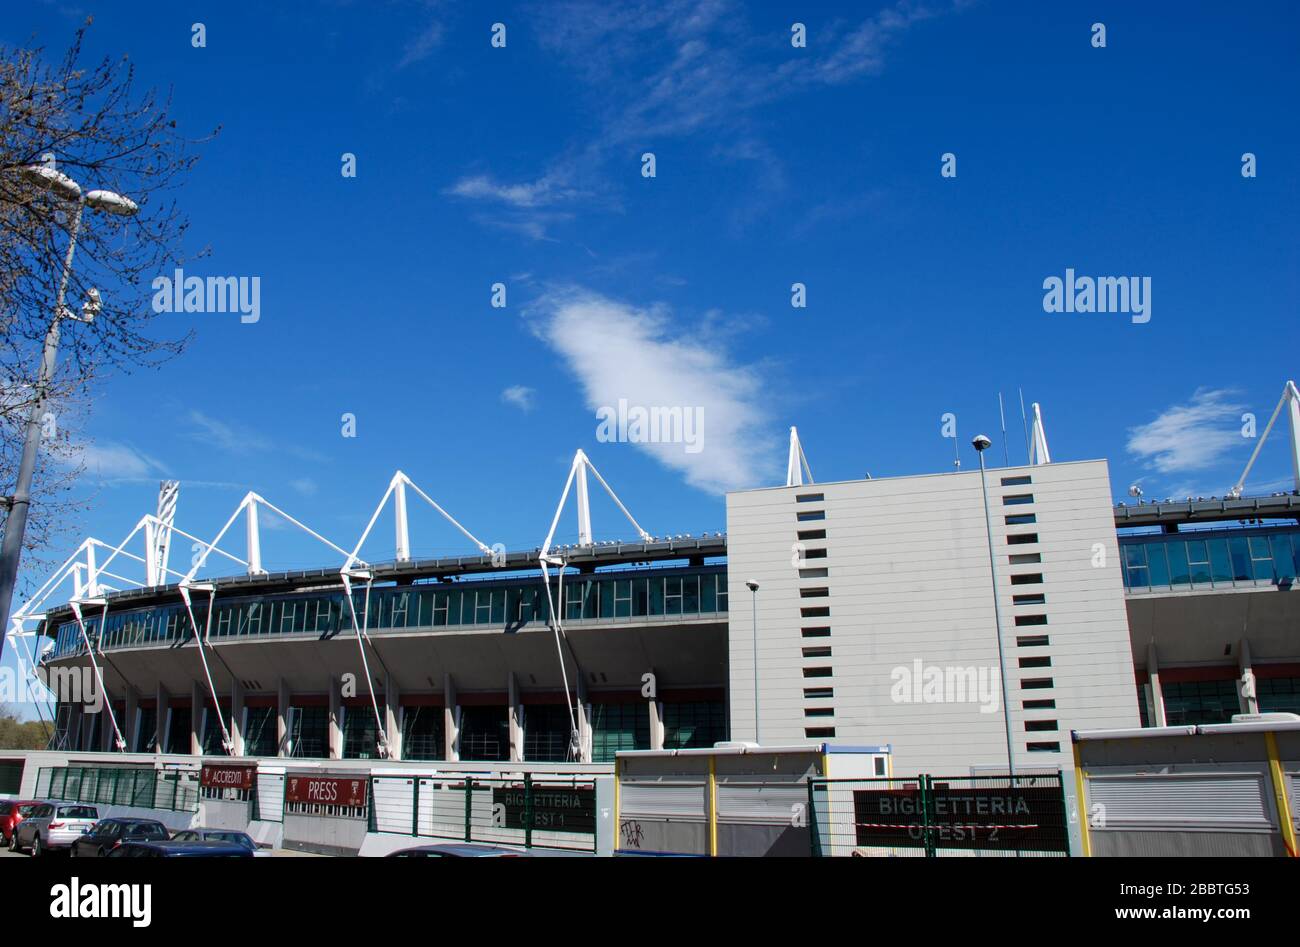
4;0;1298;680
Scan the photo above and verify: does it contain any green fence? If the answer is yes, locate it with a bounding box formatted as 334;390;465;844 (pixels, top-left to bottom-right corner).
370;773;596;852
809;772;1070;857
36;766;200;813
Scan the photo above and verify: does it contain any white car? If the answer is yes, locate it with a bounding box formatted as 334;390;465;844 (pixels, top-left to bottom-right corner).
11;803;100;856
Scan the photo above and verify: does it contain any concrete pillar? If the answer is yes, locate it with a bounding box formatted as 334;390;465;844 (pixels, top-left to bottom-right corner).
647;669;664;750
508;673;523;762
99;695;114;751
72;704;87;751
231;678;245;756
576;677;592;764
79;705;94;752
1239;638;1259;715
124;688;139;752
1146;643;1167;727
385;674;402;760
444;673;459;762
190;681;204;755
277;679;291;757
155;682;169;754
328;677;342;759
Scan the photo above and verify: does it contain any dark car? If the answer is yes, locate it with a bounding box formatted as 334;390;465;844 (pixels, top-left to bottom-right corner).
387;843;527;857
70;818;170;857
170;829;259;854
0;800;44;846
106;840;253;858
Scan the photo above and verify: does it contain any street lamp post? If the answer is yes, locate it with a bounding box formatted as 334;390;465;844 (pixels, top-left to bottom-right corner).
0;167;138;662
746;580;760;744
973;435;1016;777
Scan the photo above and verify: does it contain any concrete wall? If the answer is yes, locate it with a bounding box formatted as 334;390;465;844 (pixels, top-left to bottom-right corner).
726;460;1140;776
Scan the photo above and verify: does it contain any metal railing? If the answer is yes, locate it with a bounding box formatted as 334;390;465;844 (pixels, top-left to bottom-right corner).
370;773;596;852
35;765;200;813
808;772;1070;857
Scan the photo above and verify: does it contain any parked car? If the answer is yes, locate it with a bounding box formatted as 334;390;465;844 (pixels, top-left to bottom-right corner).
9;803;99;856
387;843;527;857
106;839;253;858
70;818;170;857
170;829;261;855
0;800;44;846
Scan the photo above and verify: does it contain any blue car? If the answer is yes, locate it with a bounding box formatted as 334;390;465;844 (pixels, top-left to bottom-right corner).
170;829;260;854
107;839;254;858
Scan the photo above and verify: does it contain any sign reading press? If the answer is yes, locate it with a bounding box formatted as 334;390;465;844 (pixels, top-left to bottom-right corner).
285;774;369;809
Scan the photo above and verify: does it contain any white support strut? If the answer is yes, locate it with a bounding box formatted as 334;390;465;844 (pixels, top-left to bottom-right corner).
786;426;814;487
1029;403;1051;466
1231;380;1300;498
340;573;391;758
68;601;127;751
538;449;654;759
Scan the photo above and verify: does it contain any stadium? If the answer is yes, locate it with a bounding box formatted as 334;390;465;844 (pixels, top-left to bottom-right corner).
3;384;1299;855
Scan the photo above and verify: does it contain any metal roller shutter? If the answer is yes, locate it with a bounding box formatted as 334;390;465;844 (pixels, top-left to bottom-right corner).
620;780;708;821
716;780;805;824
1088;770;1273;831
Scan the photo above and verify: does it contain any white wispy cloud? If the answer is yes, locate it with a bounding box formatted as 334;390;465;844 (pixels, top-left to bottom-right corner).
448;174;568;209
188;409;269;454
289;477;319;497
1126;388;1247;474
186;410;326;463
396;6;445;69
77;442;170;480
446;0;966;239
814;2;956;84
501;385;537;412
528;288;778;493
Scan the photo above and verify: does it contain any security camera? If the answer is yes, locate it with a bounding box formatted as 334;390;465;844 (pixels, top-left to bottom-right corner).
1128;484;1143;498
79;287;101;322
971;434;992;452
745;580;760;592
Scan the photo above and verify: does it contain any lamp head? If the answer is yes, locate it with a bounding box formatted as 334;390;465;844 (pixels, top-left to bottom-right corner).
17;165;81;201
971;434;992;452
85;189;139;217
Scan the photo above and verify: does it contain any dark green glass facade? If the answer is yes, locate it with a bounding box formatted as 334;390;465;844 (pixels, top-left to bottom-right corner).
522;704;573;762
342;707;382;759
663;700;725;750
243;706;278;757
1162;679;1240;725
48;565;728;659
458;706;509;762
166;708;191;754
288;706;329;758
1258;677;1300;715
591;703;649;762
400;706;444;761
